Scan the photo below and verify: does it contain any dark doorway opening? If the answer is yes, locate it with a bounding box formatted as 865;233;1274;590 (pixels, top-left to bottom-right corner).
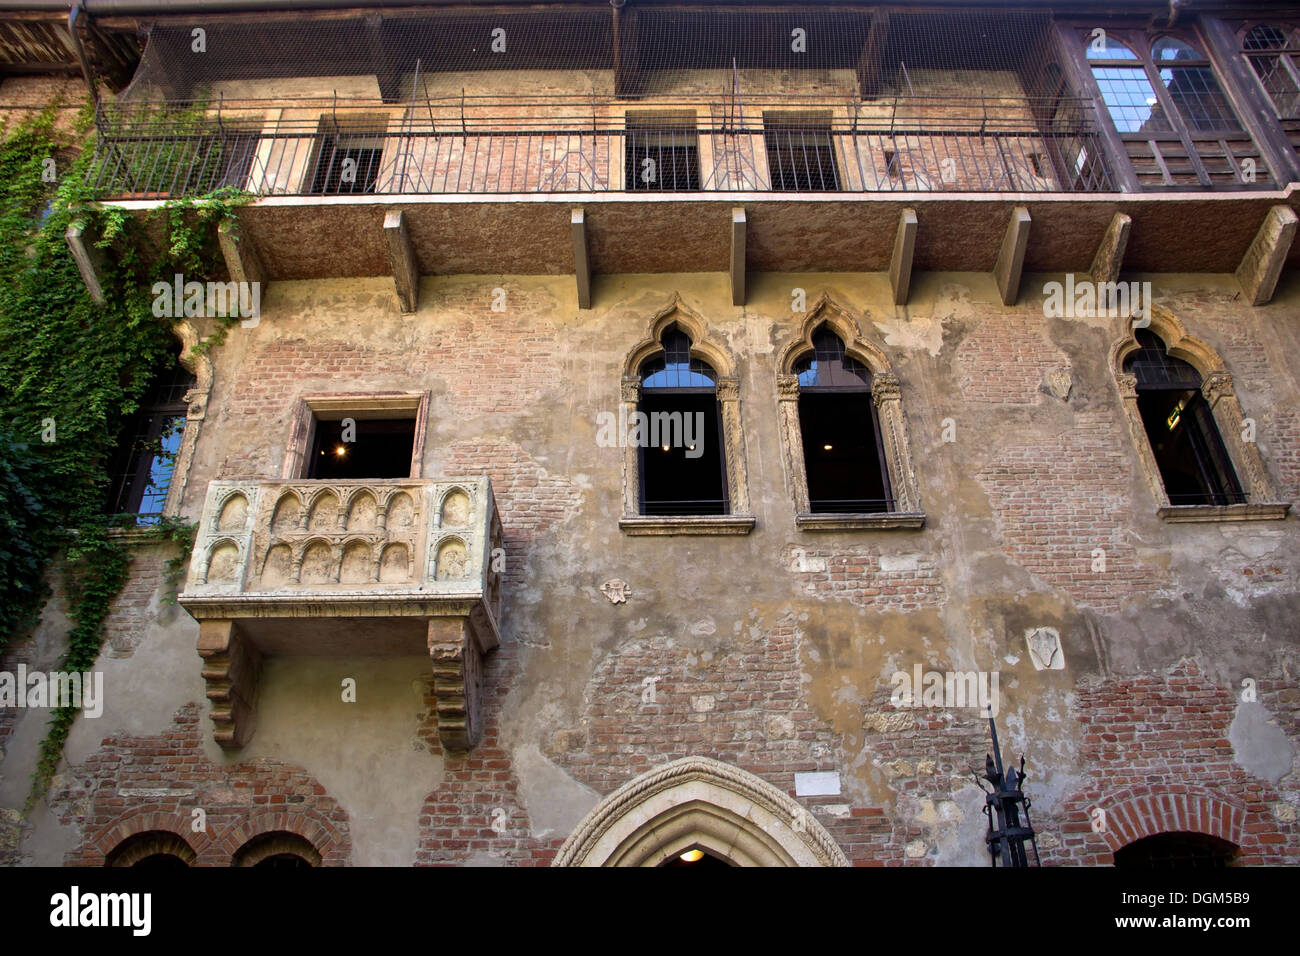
1114;832;1237;868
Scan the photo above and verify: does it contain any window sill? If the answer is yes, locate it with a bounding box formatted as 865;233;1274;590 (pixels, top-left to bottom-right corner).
619;515;757;536
1156;502;1291;523
796;511;926;531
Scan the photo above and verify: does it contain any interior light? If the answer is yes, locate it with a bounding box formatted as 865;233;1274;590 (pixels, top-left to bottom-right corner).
661;445;670;452
823;444;834;451
334;445;348;457
679;849;705;863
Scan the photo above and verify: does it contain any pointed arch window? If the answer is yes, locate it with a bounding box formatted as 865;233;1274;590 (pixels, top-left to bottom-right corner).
792;326;892;513
637;325;728;516
1123;330;1243;506
1111;316;1288;522
618;302;754;536
775;302;923;531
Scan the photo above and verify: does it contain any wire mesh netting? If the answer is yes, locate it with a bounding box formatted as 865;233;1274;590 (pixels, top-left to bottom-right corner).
89;6;1116;197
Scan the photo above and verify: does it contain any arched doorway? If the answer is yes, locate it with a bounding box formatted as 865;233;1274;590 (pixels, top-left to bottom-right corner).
554;756;849;867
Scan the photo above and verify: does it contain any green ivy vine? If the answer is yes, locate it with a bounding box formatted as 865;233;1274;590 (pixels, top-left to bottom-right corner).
0;104;247;807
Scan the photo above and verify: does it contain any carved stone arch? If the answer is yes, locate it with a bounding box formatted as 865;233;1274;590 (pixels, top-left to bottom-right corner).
1108;305;1288;519
554;756;849;867
1107;304;1224;382
774;294;923;526
777;292;892;377
622;293;735;380
618;295;755;534
162;319;212;517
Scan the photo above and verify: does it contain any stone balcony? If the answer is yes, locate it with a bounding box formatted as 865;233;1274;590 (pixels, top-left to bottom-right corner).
178;476;503;752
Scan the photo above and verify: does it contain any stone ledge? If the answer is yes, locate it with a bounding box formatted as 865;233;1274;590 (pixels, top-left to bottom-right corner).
619;515;757;536
796;511;926;531
1157;502;1291;523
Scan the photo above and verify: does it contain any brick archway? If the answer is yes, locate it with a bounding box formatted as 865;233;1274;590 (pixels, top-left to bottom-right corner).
83;808;211;866
1098;786;1246;858
214;810;349;867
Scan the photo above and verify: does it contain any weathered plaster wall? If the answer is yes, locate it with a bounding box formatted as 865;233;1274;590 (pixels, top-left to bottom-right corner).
4;266;1298;865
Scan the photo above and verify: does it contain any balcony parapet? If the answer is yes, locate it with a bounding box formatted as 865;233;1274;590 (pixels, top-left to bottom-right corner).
179;477;504;752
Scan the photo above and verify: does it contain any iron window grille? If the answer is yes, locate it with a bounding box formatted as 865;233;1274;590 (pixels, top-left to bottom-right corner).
764;114;841;191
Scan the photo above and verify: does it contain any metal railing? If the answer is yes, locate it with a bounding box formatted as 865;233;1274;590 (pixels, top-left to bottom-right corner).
86;96;1117;198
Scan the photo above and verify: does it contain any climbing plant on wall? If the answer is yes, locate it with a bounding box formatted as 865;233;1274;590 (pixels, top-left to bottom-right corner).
0;104;247;806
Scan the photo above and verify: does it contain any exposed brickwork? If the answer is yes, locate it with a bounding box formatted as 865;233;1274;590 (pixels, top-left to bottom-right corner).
785;545;946;611
1265;407;1300;501
975;410;1171;613
416;645;558;866
1050;660;1299;866
102;545;169;659
443;439;582;591
55;704;351;866
957;314;1066;405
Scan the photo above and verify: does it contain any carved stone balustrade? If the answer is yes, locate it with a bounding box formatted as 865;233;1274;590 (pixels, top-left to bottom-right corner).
179;477;504;752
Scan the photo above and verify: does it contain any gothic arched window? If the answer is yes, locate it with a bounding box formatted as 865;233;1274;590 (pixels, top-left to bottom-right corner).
791;325;891;513
1123;329;1243;506
637;325;728;516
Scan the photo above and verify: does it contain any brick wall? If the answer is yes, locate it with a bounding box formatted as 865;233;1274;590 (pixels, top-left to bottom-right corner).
56;704;351;866
1051;660;1300;866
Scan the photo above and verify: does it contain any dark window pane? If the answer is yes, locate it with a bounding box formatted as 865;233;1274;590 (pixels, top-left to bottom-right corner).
1136;388;1244;506
1160;65;1239;132
307;418;415;479
799;392;890;513
105;358;194;524
625;126;700;191
638;393;726;515
764;124;840;192
310;136;382;194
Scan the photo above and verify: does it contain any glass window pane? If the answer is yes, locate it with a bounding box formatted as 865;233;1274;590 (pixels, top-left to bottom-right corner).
1091;66;1170;132
1160;65;1239;131
1085;35;1139;60
1152;37;1205;61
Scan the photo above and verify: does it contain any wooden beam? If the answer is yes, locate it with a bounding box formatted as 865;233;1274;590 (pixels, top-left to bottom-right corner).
1236;204;1297;306
1089;212;1132;285
993;206;1032;307
890;208;917;305
856;9;890;99
218;217;265;287
572;207;591;310
65;219;105;305
383;209;419;314
730;206;746;307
